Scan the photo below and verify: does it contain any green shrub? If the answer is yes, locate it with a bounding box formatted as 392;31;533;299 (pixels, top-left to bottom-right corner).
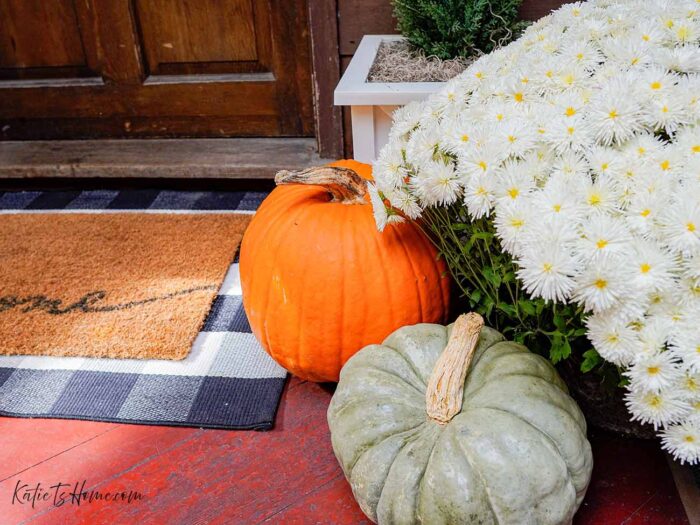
392;0;526;59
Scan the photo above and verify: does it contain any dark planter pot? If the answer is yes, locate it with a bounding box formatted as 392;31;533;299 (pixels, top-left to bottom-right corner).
558;358;658;440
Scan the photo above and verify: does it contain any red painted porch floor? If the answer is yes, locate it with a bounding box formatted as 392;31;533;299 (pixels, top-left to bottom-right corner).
0;377;689;525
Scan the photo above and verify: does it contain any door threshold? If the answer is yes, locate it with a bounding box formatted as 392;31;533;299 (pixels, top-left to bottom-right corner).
0;138;326;180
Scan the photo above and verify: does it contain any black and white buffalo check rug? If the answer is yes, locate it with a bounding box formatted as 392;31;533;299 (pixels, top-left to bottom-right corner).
0;189;287;430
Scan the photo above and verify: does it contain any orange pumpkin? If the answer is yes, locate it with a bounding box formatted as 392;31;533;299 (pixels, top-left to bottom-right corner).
240;160;451;382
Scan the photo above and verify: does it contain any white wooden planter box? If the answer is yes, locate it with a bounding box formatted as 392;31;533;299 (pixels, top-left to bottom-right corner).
334;35;445;164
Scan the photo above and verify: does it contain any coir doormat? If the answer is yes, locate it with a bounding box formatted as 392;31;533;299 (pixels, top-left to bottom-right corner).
0;189;286;430
0;213;250;360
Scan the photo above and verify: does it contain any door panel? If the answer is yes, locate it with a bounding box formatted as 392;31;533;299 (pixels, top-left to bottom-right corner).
0;0;314;139
0;0;93;79
136;0;259;68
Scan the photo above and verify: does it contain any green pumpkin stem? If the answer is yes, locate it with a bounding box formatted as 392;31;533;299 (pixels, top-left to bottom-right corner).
274;166;368;205
426;312;484;424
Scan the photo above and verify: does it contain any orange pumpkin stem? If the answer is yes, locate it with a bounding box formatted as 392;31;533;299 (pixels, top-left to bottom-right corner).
426;313;484;425
274;166;368;205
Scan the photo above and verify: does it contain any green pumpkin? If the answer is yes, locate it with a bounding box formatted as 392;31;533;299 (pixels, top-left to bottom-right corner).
328;313;593;525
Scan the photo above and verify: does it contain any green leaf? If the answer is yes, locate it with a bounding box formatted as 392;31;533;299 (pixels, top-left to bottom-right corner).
481;267;501;288
549;334;572;364
580;349;601;373
518;300;536;316
469;289;482;303
553;313;567;331
497;302;517;317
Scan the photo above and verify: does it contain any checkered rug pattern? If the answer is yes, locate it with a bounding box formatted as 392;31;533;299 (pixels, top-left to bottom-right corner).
0;189;287;430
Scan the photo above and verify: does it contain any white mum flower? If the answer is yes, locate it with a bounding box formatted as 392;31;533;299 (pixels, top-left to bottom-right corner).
493;119;538;158
586;77;645;145
577;214;631;261
545;113;593;153
626;387;691;430
368;183;389;232
581;175;621;215
659;193;700;256
661;422;700;465
494;160;537;203
626;351;685;393
457;140;505;179
517;242;580;302
373;144;406;190
572;255;632;313
642;88;692;133
494;199;534;253
629;240;676;293
412;161;461;207
670;328;700;372
586;313;639;365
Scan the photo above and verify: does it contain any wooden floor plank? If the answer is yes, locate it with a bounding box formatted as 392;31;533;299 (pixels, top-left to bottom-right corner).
0;424;200;524
0;418;117;482
0;138;325;180
573;431;688;524
0;377;691;525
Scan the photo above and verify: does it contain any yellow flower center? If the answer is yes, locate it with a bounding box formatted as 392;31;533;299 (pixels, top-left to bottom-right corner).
677;26;690;40
601;162;609;171
478;160;488;171
642;34;650;41
567;126;575;135
649;395;662;408
461;134;470;142
543;263;553;273
641;209;651;217
660;160;670;171
606;334;619;343
510;218;524;228
608;110;618;119
647;366;660;375
596;239;608;249
640;263;652;274
631;57;640;65
508;188;519;199
638;146;646;156
553;204;562;212
508;135;517;143
565;106;576;117
475;72;483;79
514;93;524;103
650;81;662;90
589;193;602;206
476;186;487;196
447;93;455;101
662;105;669;114
545;70;553;78
688;222;697;232
692;145;700;153
684;435;695;443
496;113;504;121
595;279;608;289
576;53;584;60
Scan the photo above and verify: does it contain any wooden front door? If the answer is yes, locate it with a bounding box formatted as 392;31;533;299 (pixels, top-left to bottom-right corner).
0;0;314;139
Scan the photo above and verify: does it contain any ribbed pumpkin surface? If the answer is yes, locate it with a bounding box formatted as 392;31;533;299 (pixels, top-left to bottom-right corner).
239;160;451;382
